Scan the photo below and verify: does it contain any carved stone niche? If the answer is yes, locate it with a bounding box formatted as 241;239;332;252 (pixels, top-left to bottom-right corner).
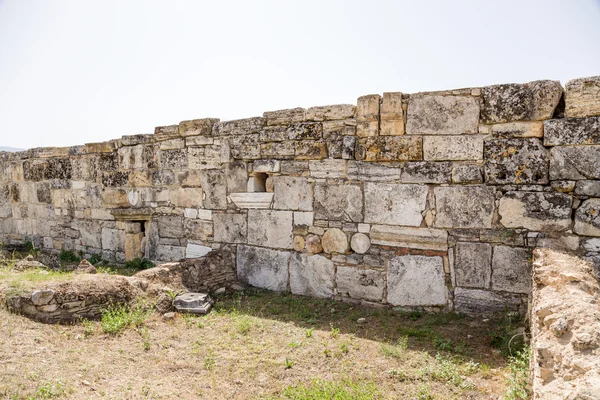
111;208;154;261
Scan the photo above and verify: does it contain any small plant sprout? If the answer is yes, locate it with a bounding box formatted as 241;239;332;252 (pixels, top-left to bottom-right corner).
305;328;314;338
284;358;294;369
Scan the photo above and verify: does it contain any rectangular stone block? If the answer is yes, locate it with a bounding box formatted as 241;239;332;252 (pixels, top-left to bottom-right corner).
454;288;521;315
253;159;281;173
213;213;247;243
364;183;428;226
295;141;327;160
406;94;479;135
159;138;185;150
101;228;125;252
230;135;260;160
401;161;451;183
263;108;305;126
544;116;600;146
575;180;600;197
380;92;405;136
184;219;213;241
347;161;402;181
565;76;600;118
434;186;495;229
169;188;203;208
260;142;295;159
550;146;600;180
357;136;423;162
314;184;363;222
574;199;600;237
160;149;188;169
306;104;355;121
387;255;447;306
185;243;212;258
155;245;185;262
484;138;548;184
290;253;335;298
491;246;531;294
237;245;290;291
309;159;347;179
498;191;572;231
273;177;313;211
179;118;219;137
370;225;448;251
423;135;484;161
247;209;293;249
215;117;264;136
490;121;544;138
199;170;227;210
454;242;492;289
157;216;184;238
336;266;384;302
125;232;144;261
451;163;483;184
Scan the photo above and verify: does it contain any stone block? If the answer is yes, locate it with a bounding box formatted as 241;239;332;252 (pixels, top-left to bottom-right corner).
484;138;548;184
155;245;185;262
347;161;402;181
549;146;600;180
490;121;544;138
125;232;144;261
213;213;247;243
272;177;313;211
295;141;327;160
480;80;563;123
309;159;347;179
101;228;125;252
364;183;428;226
454;242;492;289
583;238;600;252
215;117;264;136
185;243;212;258
160;149;188;169
380;92;405;136
341;136;356;160
294;211;314;226
184;219;213;241
498;191;573;231
169;188;203;208
357;136;423;161
451;164;482;184
118;145;146;169
247;209;293;249
314;184;363;222
263;108;305;126
575;180;600;197
321;228;349;254
230;134;260;160
574;199;600;237
336;266;384;302
401;161;451;183
370;225;448;251
199;170;227;210
236;245;290;292
356;95;380;123
290;253;335;298
565;76;600;118
434;186;495;229
306;104;355;121
491;246;531;293
544;116;600;146
229;192;273;209
287;122;323;140
253;159;280;173
350;233;370;254
157;216;184;238
423;135;484;161
406;94;479;135
387;255;447;306
179;118;219;137
159;138;185;150
454;288;521;315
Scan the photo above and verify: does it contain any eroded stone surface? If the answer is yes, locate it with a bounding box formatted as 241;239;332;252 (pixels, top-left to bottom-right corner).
273;176;313;211
350;233;370;254
574;199;600;237
357;136;423;162
336;266;384;302
314;184;362;222
434;186;495;229
454;242;491;289
406;95;479;135
364;183;428;226
321;228;348;254
544;116;600;146
213;213;247;243
454;288;521;315
565;76;600;118
236;245;289;291
387;255;447;306
423;136;484;161
370;225;448;251
290;253;335;298
550;146;600;180
173;292;213;314
498;191;572;231
247;210;293;249
492;246;530;293
484;138;548;184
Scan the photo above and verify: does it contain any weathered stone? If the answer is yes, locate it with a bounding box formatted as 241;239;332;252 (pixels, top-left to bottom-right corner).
434;186;495;229
490;121;544;138
357;136;423;161
260;142;295;159
370;225;448;251
336;266;384;302
179;118;219;137
229;193;273;209
314;184;362;222
160;149;188;168
236;245;290;291
491;246;531;293
290;253;335;298
451;164;483;184
125;232;144;261
173;293;213;314
350;233;370;254
380;92;405;136
321;228;348;254
347;161;402;181
199;170;227;210
544;116;600;146
498;191;572;231
387;255;447;306
401;162;451;183
406;95;479;135
31;289;55;306
341;136;356;160
484;138;548;184
356;95;380;138
549;146;600;180
230;134;260;160
583;238;600;252
101;228;125;252
247;210;293;249
263;108;305;126
155;245;185;261
423;135;484;161
213;213;247;243
575;181;600;197
168;188;203;208
365;183;428;226
273;177;313;211
215;117;264;136
293;236;305;251
574;199;600;237
305;234;323;254
253;159;280;173
480;80;563;123
308;159;346;179
454;242;492;289
565;76;600;118
306;104;355;121
454;288;521;315
185;244;212;259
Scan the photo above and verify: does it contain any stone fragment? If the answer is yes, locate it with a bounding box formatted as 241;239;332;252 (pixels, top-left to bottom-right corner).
314;184;362;222
454;242;492;289
336;266;384;302
406;94;479;135
387;255;447;306
480;80;563;123
380;92;405;136
454;288;521;315
357;136;423;161
179;118;219;137
305;234;323;254
290;253;335;298
273;177;313;211
584;238;600;252
306;104;355;121
236;245;290;291
341;136;356;160
498;191;572;231
423;135;484;161
253;159;281;173
293;236;305;251
484;138;548;184
491;246;531;293
434;186;495;229
294;211;313;226
544;116;600;146
370;225;448;251
247;210;293;249
199;170;227;210
263;108;305;126
364;183;428;226
401;162;451;183
451;164;483;184
575;181;600;197
350;233;371;254
490;121;544;138
565;76;600;118
551;180;575;193
173;293;213;314
347;161;402;181
549;146;600;180
574;199;600;236
308;159;347;179
215;117;264;136
213;213;247;243
321;228;348;254
31;289;55;306
185;244;212;259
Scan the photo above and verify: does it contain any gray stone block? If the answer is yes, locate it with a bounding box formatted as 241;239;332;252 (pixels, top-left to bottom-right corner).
387;255;447;306
550;146;600;180
544;116;600;146
434;186;495;229
401;162;451;183
273;176;313;211
574;199;600;237
406;94;479;135
290;253;335;298
314;184;363;222
575;180;600;197
364;183;428;226
423;136;485;161
213;213;247;243
173;293;213;314
491;246;531;293
236;245;289;292
498;191;572;231
336;266;384;302
454;288;522;315
454;242;492;289
484;138;548;184
247;210;293;249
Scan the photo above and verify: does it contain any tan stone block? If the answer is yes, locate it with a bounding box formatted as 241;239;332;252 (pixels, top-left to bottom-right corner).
179;118;219;137
357;94;380;122
380;119;404;136
356;120;378;138
565;76;600;118
490;121;543;138
125;232;144;261
85;141;116;154
102;189;129;207
169;188;203;208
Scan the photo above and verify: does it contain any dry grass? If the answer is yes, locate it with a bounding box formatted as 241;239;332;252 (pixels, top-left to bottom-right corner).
0;286;513;399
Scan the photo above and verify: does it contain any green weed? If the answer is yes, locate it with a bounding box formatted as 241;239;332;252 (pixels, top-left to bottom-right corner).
124;258;154;271
59;250;80;263
278;378;381;399
100;303;152;335
503;347;531;400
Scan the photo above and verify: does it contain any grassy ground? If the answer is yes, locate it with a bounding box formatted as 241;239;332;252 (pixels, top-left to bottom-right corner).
0;280;521;400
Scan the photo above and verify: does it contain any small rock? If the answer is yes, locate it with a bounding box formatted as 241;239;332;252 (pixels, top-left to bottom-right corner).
330;308;336;314
173;293;214;315
82;380;91;386
550;318;568;337
350;233;371;254
31;289;55;306
357;317;366;324
14;257;47;272
321;228;349;254
305;234;323;254
293;236;305;252
213;287;226;295
163;312;176;320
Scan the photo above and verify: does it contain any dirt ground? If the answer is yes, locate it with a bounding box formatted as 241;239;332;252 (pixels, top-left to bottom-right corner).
0;284;515;400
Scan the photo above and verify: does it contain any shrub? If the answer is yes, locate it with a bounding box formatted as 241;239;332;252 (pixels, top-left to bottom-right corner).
503;347;531;400
100;303;153;335
124;257;154;271
59;250;80;263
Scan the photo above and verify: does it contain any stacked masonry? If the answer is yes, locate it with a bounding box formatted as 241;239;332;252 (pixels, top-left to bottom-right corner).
1;76;600;314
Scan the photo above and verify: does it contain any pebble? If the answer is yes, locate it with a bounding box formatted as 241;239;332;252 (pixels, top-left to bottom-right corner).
357;318;366;324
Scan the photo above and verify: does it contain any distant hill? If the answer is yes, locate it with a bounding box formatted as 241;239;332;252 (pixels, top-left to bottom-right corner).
0;146;25;152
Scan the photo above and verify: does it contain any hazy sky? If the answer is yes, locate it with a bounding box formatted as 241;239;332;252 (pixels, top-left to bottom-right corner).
0;0;599;149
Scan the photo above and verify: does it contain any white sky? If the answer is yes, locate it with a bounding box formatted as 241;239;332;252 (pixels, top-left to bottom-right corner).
0;0;599;149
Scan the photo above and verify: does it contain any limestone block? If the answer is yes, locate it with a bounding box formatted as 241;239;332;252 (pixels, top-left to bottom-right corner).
290;253;335;298
406;95;479;135
454;288;521;315
160;149;188;169
230;135;260;160
215;117;264;136
549;146;600;180
199;170;227;210
484;138;548;184
544;116;600;146
451;164;483;184
583;238;600;252
336;266;385;302
184;208;198;219
247;209;293;249
168;188;203;208
85;141;116;154
155;245;185;262
498;191;573;231
121;134;154;146
480;80;563;123
263;108;305;126
229;193;273;209
159;138;185;151
380;92;405;136
364;183;428;226
454;242;492;289
184;219;213;241
118;145;146;169
341;136;356;160
309;159;347;179
387;255;447;306
321;228;348;254
401;161;451;183
565;76;600;118
357;136;423;161
350;233;370;254
314;184;362;222
236;245;290;291
31;289;55;306
186;136;213;146
434;186;495;229
125;232;144;261
575;181;600;197
253;159;280;173
287;122;323;140
348;161;402;181
306;104;355;121
370;225;448;251
188;147;220;170
101;228;125;252
213;213;247;243
490;121;544;138
574;199;600;236
423;135;484;161
356;95;380;138
272;176;313;212
295;141;327;160
259;126;287;142
260;142;295;159
157;216;184;238
179;118;219;137
294;211;313;226
491;246;531;293
305;234;323;254
185;243;212;258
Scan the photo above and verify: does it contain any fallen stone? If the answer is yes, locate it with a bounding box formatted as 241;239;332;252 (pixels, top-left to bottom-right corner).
31;289;55;306
321;228;348;254
13;255;48;271
565;75;600;118
387;255;447;306
163;312;176;320
173;292;214;315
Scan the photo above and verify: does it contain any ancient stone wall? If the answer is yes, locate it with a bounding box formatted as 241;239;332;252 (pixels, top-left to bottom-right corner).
1;76;600;313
